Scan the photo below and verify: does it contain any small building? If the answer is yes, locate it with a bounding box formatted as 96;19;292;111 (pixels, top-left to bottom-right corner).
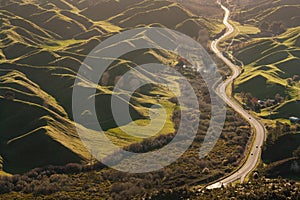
289;117;300;124
258;99;278;108
269;99;276;104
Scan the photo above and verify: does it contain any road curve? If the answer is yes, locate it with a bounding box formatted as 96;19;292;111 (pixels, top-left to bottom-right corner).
207;2;266;189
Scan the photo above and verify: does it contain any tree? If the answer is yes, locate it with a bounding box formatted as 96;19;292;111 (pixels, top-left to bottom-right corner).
292;75;299;82
245;92;253;106
287;78;293;86
253;172;259;179
260;21;269;32
275;93;283;104
293;146;300;158
202;167;210;175
270;21;285;35
250;97;261;112
270;121;281;143
241;91;246;104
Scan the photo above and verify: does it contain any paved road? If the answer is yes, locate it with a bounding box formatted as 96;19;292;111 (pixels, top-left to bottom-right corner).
207;2;266;189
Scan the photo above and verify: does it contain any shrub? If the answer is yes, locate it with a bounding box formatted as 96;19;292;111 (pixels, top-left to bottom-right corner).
202;167;210;174
63;163;82;174
33;183;59;195
0;179;14;194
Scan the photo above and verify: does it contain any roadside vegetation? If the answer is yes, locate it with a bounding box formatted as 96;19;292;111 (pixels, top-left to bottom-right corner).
217;0;300;185
222;0;300;124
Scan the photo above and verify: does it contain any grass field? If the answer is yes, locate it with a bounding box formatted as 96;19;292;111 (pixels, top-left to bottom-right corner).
0;1;262;198
232;27;300;121
0;0;227;174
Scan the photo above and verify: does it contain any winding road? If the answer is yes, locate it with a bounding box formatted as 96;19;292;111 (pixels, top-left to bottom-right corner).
207;2;266;189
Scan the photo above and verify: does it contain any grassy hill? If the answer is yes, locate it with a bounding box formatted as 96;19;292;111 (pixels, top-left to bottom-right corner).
0;1;264;198
231;0;300;28
0;1;257;197
227;0;300;122
233;27;300;121
224;0;300;184
220;0;300;63
0;0;228;175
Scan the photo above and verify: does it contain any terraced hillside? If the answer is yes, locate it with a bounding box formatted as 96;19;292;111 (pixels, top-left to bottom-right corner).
0;0;228;174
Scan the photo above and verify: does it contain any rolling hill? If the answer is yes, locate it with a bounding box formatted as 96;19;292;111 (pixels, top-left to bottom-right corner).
235;0;300;28
233;27;300;121
219;0;300;122
0;0;224;174
222;0;300;184
0;1;261;198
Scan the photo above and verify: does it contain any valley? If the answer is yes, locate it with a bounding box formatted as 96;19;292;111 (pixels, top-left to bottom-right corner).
0;0;299;199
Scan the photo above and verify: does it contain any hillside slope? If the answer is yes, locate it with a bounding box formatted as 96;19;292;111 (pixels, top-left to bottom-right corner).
231;0;300;28
233;27;300;121
223;0;300;122
0;0;220;174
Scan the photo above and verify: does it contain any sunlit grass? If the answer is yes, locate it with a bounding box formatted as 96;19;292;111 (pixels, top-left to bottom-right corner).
40;39;85;51
106;99;176;146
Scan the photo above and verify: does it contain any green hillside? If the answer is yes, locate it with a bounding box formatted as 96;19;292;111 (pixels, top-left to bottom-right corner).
233;0;300;28
224;0;300;185
220;0;300;62
0;0;226;174
0;1;266;199
233;27;300;120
